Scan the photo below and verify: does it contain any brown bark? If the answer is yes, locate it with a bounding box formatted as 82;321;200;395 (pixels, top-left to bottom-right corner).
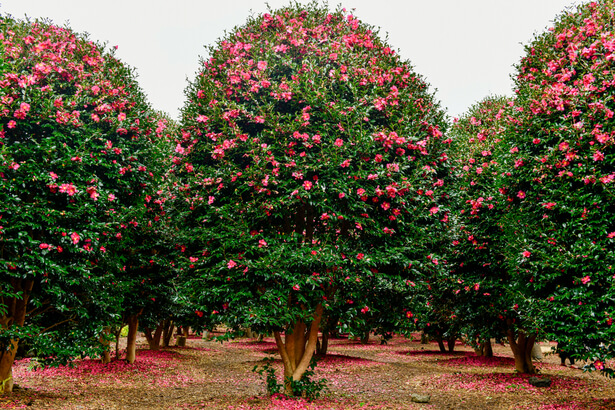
100;327;111;364
144;322;164;351
274;304;323;396
114;327;122;360
507;329;537;374
484;339;494;357
0;279;33;394
162;320;174;347
125;315;139;364
436;335;446;352
316;331;329;356
474;339;494;357
360;330;370;344
447;336;456;352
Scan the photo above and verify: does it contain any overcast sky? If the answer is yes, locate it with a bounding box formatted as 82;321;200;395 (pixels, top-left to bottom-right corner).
1;0;579;120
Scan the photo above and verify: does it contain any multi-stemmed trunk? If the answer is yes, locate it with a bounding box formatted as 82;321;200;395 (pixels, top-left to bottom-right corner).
162;319;174;347
0;279;33;394
474;338;493;357
144;322;164;351
507;329;537;374
273;304;323;396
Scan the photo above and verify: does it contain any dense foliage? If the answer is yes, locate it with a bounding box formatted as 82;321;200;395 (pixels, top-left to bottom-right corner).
174;1;450;392
0;14;169;391
448;0;615;375
500;0;615;374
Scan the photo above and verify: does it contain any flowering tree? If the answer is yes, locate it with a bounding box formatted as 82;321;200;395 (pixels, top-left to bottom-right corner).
0;15;165;391
446;96;528;363
175;2;449;394
449;0;615;375
497;0;615;376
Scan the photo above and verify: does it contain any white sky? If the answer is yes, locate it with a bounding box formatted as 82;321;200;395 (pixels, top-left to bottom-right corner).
1;0;578;120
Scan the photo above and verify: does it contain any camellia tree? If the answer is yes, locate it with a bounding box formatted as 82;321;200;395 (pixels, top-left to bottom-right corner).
446;96;528;363
497;0;615;376
174;2;449;395
0;15;166;391
449;0;615;375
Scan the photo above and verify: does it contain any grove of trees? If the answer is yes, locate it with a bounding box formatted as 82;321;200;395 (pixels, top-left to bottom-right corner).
1;0;613;396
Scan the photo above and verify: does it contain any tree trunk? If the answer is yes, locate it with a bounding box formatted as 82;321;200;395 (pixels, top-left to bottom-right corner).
144;322;164;351
420;331;429;344
436;335;446;352
114;326;122;360
316;331;329;356
507;329;537;374
125;315;139;364
447;336;456;352
475;339;494;357
360;330;370;344
162;320;174;347
0;279;33;394
100;327;111;364
484;339;493;357
274;304;323;396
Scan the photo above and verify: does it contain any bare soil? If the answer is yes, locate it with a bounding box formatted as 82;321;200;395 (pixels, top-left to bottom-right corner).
2;332;614;409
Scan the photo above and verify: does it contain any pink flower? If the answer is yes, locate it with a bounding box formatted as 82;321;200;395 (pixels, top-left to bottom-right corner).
429;206;439;215
197;115;209;123
357;188;366;196
357;253;364;260
59;183;78;196
117;112;126;121
39;243;49;250
593;150;605;161
360;306;369;314
257;60;267;70
334;138;344;147
608;232;615;238
517;191;526;199
292;284;300;291
522;251;531;258
581;275;591;284
70;232;80;245
258;239;267;248
338;193;345;199
543;202;556;209
7;120;16;129
100;246;106;253
189;256;199;262
108;194;116;201
340;159;351;167
49;172;59;180
594;360;604;370
227;260;237;268
303;180;313;190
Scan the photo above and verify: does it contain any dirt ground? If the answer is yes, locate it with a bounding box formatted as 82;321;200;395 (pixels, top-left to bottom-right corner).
2;332;614;409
